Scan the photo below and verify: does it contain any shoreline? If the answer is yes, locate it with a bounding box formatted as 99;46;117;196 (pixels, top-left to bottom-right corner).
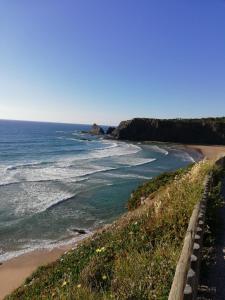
186;144;225;160
0;247;68;300
0;235;92;300
1;144;225;299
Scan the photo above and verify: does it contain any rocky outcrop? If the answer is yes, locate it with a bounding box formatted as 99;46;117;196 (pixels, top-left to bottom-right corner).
106;126;116;135
71;228;87;235
111;118;225;144
89;123;105;135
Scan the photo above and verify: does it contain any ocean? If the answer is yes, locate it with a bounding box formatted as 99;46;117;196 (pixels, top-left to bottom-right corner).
0;120;202;262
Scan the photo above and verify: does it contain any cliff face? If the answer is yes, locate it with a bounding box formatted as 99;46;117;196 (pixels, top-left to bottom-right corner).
111;118;225;144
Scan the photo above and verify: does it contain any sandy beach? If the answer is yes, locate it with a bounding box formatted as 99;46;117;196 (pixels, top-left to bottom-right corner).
0;232;93;299
1;144;225;300
0;245;76;299
187;144;225;160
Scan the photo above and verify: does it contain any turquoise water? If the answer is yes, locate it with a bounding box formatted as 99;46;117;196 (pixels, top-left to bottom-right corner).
0;120;202;262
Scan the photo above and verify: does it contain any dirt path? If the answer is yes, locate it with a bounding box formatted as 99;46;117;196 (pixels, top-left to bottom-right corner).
198;178;225;300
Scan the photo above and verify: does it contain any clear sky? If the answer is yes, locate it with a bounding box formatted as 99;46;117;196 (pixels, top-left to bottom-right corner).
0;0;225;126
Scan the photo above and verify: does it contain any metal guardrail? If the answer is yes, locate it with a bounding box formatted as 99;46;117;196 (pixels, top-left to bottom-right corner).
168;174;212;300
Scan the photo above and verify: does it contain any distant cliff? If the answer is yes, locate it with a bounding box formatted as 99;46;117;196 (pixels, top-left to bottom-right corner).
111;117;225;144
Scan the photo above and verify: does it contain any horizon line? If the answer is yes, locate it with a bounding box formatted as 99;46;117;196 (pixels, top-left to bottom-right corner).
0;118;115;127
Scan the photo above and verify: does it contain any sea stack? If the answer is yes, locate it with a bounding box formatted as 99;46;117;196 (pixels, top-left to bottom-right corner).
89;123;105;135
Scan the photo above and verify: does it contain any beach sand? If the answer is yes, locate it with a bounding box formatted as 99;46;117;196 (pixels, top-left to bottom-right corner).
1;144;225;299
0;245;74;299
187;144;225;160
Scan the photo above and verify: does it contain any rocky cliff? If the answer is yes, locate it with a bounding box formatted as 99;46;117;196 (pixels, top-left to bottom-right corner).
111;118;225;144
106;126;116;135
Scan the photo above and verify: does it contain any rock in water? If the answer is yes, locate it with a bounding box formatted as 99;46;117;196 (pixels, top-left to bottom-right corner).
72;228;87;234
89;123;105;135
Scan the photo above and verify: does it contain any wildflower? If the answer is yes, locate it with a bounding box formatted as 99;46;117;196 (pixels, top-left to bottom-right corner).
102;275;107;280
134;221;138;225
77;284;81;288
62;281;67;287
96;246;106;253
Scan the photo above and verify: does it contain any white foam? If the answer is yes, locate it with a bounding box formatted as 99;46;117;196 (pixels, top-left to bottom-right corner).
126;158;156;167
0;142;140;185
5;161;49;171
114;156;156;167
70;142;141;161
13;189;77;216
0;141;147;217
0;161;117;186
66;140;119;151
149;145;169;155
106;173;152;180
174;151;195;163
1;166;120;216
0;232;93;263
64;137;87;142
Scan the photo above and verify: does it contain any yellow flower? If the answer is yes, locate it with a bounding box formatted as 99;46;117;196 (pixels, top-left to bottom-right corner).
77;284;81;288
62;281;67;287
96;246;106;253
102;275;107;280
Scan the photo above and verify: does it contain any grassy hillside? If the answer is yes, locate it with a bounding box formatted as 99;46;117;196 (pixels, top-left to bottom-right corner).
7;160;213;300
127;164;193;210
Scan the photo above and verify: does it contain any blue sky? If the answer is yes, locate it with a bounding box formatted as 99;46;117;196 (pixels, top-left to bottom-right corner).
0;0;225;125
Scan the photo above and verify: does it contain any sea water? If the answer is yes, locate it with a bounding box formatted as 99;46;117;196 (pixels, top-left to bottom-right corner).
0;120;202;262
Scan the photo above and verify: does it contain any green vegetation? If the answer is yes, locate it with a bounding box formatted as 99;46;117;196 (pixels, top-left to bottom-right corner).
127;165;193;210
8;161;213;300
